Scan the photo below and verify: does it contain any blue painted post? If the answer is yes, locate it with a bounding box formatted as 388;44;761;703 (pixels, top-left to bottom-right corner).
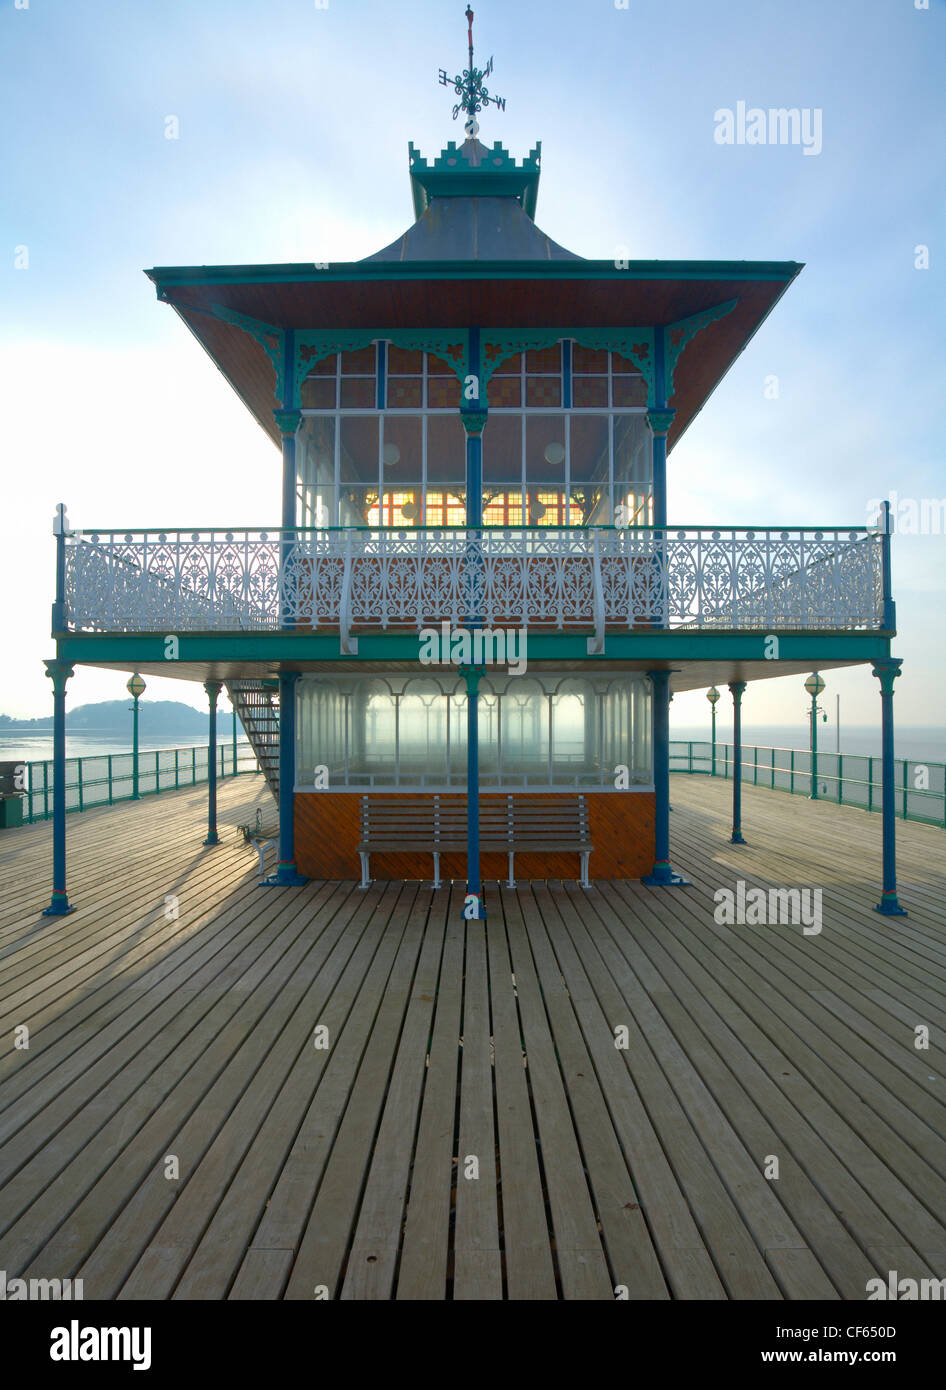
643;669;688;886
462;665;484;910
274;406;301;631
707;686;720;775
461;345;487;919
646;401;675;633
131;694;141;798
203;680;221;845
262;670;307;886
232;705;238;776
729;681;747;844
42;659;76;916
873;659;907;916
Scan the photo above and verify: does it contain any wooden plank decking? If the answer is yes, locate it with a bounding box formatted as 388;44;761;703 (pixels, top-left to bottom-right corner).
0;774;944;1300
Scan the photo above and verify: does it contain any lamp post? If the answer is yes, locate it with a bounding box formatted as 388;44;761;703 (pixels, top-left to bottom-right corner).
127;673;146;799
707;686;720;776
804;672;826;799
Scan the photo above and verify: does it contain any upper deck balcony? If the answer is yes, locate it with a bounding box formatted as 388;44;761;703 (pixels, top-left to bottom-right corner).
59;522;889;648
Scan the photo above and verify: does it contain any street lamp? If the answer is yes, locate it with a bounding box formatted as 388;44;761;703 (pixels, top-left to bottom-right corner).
804;672;827;799
127;673;146;799
707;686;720;776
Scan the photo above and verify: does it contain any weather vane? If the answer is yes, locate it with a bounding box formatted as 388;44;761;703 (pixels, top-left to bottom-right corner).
438;6;506;138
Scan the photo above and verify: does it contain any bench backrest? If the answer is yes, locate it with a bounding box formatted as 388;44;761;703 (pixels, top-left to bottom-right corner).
360;794;589;844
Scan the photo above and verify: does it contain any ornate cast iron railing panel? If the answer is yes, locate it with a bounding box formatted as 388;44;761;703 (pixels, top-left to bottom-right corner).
62;526;886;634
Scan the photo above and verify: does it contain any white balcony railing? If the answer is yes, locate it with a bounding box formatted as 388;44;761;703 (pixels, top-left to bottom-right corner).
61;525;887;642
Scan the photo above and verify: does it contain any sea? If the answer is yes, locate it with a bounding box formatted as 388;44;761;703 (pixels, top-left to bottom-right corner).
0;732;233;765
1;725;944;766
668;724;946;765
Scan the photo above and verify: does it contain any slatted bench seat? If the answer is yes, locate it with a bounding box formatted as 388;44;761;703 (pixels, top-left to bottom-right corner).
357;794;592;889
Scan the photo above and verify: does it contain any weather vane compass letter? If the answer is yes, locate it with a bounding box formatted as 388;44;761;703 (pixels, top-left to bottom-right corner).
438;6;506;138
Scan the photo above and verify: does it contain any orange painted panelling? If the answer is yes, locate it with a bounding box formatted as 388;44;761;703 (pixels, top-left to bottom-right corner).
294;791;655;881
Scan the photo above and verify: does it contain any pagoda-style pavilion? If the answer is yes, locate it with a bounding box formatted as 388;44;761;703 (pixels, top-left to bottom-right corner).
43;10;906;920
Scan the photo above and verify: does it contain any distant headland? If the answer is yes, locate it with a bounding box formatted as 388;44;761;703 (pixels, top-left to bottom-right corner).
0;700;231;735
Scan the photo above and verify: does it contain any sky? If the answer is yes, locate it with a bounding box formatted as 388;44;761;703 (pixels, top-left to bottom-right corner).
1;0;943;732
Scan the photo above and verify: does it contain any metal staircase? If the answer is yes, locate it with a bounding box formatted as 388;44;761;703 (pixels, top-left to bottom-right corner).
227;679;280;800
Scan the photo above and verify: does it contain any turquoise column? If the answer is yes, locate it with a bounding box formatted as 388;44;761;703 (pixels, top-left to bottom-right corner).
642;669;688;886
131;695;141;798
262;670;307;886
729;681;747;844
647;407;675;531
461;665;485;911
275;408;301;631
873;659;907;916
204;680;221;845
42;659;76;916
461;339;487;917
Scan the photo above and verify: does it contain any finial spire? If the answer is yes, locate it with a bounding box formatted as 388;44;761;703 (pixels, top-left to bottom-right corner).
438;6;506;139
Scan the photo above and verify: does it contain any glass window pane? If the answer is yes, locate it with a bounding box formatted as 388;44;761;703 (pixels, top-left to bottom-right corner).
612;375;647;407
427;353;456;376
526;415;565;483
341;345;376;374
387;346;422;374
296;417;336;527
614;415;652;524
569;415;611;524
386;376;422;408
483;489;524;527
339;416;378;485
425;489;466;526
340;377;375;408
488;351;521;375
300;376;336;409
488;375;521;408
526;376;561;408
573;376;608;408
379;489;423;526
427;375;461;408
569;414;610;482
568;483;609;526
573;344;609;374
525;345;561;372
341;486;378;526
426;414;465;482
483;414;522;482
611;351;640;373
382;415;422;478
308;353;337;376
500;682;550;779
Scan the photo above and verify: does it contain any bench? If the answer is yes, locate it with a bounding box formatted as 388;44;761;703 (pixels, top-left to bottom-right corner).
238;808;278;877
357;794;592;890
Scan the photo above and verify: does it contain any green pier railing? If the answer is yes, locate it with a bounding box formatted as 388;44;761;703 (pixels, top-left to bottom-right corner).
15;739;259;824
5;739;944;831
670;741;946;830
